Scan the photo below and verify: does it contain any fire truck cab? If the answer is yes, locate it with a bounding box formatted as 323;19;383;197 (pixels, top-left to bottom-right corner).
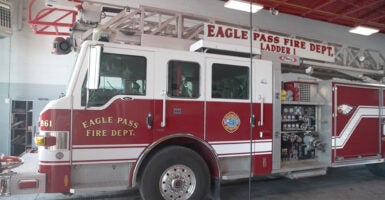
36;40;275;199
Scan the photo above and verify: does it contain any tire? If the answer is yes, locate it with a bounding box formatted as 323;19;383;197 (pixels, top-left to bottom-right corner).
367;163;385;177
139;146;210;200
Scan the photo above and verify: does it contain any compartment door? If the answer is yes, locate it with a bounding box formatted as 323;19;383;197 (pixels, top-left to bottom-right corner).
333;84;381;162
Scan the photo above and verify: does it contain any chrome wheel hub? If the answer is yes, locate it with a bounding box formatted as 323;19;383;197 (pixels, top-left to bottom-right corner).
159;164;196;200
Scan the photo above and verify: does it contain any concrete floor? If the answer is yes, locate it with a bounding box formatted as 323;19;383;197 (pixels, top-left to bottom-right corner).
1;165;385;200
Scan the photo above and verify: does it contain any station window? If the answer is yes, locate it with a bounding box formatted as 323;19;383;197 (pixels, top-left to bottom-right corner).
82;53;147;106
211;63;249;99
168;60;200;98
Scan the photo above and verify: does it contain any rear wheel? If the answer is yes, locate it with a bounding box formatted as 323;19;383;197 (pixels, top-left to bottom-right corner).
140;146;210;200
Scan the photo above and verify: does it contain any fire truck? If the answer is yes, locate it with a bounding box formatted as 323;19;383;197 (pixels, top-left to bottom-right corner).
2;1;385;200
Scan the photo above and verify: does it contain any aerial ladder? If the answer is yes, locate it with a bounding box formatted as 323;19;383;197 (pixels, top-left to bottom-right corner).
27;0;385;82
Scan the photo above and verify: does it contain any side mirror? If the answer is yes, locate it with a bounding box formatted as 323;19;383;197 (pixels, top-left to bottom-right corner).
87;45;102;90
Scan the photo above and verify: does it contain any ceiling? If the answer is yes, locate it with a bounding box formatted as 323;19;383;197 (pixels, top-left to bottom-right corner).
249;0;385;34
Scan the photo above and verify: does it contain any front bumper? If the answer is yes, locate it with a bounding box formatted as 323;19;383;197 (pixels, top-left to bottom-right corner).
1;153;45;196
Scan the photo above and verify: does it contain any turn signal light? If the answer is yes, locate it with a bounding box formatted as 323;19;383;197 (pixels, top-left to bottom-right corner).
35;136;56;147
35;136;45;146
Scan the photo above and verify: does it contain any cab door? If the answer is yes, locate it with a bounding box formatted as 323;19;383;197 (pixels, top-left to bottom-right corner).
71;46;155;163
205;57;252;145
205;57;273;177
152;54;205;140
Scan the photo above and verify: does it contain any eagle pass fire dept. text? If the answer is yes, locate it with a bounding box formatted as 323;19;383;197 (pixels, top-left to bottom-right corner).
2;3;385;200
204;23;335;61
82;117;138;137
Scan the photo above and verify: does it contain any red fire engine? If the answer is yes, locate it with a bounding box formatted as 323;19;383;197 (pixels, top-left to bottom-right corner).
2;1;385;200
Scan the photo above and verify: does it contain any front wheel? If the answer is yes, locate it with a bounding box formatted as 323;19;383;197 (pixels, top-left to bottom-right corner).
140;146;210;200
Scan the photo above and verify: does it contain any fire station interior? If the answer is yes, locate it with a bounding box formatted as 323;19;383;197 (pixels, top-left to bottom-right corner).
1;0;385;199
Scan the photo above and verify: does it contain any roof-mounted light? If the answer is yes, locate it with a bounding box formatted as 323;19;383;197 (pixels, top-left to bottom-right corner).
224;0;263;13
349;26;379;36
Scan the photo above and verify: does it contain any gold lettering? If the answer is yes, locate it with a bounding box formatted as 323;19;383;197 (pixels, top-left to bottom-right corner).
89;119;95;127
111;129;135;136
116;118;139;129
86;129;107;137
94;118;102;124
82;117;114;129
133;122;138;129
117;117;124;124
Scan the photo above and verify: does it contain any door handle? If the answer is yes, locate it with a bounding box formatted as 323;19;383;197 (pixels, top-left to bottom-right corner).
146;113;153;129
250;114;256;128
121;96;133;101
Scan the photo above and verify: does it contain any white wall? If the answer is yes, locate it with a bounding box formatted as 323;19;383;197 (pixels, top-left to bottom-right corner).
9;27;76;85
0;38;11;84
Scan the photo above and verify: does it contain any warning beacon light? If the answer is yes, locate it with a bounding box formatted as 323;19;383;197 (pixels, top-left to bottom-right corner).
52;37;72;55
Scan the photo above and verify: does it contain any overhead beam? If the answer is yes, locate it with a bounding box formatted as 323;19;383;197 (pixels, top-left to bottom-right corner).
302;0;336;17
328;0;383;23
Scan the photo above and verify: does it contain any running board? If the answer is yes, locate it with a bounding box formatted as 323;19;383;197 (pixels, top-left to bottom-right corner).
70;181;129;194
332;158;384;168
284;168;327;179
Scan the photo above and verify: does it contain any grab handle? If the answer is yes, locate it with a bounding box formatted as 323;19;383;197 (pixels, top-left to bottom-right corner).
258;95;264;126
161;90;166;127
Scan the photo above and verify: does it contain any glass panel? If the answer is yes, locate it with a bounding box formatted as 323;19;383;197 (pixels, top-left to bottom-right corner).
82;53;147;106
168;60;200;98
212;63;249;99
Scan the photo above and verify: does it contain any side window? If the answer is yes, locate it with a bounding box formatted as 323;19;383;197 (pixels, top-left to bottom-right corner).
168;60;200;98
82;53;147;106
212;63;249;99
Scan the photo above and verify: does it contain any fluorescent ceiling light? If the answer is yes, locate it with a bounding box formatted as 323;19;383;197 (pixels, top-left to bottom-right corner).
224;0;263;13
349;26;379;36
